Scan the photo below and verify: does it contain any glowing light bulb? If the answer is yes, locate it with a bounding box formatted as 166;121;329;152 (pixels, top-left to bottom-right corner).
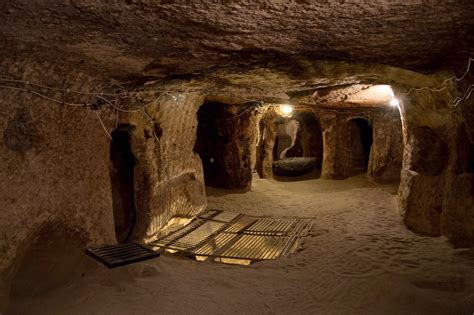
389;98;399;107
280;104;293;114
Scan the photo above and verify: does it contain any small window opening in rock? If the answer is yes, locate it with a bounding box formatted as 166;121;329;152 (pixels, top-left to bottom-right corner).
110;124;137;243
349;118;373;173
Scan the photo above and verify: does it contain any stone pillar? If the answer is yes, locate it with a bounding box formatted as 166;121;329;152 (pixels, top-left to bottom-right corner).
367;109;403;182
220;106;260;190
397;87;457;237
320;111;339;179
121;93;208;241
440;115;474;247
256;110;278;178
319;111;353;179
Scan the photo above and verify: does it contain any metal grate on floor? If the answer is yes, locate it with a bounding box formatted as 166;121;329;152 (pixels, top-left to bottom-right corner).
149;209;314;263
86;242;160;268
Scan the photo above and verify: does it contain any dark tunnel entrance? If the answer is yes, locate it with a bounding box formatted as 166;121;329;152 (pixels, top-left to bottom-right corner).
349;118;373;174
109;125;137;243
194;102;228;188
468;143;474;174
194;101;255;190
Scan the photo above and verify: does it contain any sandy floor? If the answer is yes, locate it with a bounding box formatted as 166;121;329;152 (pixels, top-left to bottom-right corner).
8;174;474;314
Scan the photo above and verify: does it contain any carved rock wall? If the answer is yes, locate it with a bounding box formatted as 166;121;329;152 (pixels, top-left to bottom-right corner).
0;61;116;311
0;61;208;311
397;83;474;245
368;110;404;182
256;110;279;179
117;93;207;241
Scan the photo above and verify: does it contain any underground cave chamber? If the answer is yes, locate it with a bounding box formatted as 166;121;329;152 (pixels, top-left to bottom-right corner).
194;90;400;191
2;2;474;313
1;56;473;315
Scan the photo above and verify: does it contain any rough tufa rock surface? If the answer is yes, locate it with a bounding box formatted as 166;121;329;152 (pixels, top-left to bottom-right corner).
0;2;474;310
1;1;473;79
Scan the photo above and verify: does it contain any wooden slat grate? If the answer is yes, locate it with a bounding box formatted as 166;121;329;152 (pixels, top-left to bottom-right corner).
150;209;314;263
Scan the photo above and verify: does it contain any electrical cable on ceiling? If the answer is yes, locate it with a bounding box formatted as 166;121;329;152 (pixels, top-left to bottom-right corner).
0;77;207;97
94;110;112;140
401;57;473;95
400;57;473;109
0;56;471;126
0;84;95;107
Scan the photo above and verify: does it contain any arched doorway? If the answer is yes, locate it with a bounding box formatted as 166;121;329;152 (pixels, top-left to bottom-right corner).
193;102;228;188
272;112;323;177
348;118;373;174
109;124;137;243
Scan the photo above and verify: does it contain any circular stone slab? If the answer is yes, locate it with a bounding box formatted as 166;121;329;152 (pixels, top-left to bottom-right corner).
273;157;317;176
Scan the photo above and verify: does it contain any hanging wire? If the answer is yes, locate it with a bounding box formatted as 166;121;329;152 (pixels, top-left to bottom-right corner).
400;57;473;109
96;94;149;113
0;56;472;139
114;108;119;130
0;84;94;107
452;83;474;108
94;110;112;140
0;77;205;97
401;57;473;95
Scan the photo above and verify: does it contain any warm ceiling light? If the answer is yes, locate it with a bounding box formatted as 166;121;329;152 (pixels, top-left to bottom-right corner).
280;104;293;114
347;84;399;107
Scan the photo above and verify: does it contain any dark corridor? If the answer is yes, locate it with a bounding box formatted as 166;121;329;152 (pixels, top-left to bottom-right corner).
349;118;373;173
194;102;228;188
109;125;137;243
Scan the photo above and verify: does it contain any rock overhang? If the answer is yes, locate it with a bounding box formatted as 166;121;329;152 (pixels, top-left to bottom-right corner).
1;0;473;81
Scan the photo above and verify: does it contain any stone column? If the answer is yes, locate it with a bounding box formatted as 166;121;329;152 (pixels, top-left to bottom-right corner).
119;93;207;241
223;106;260;190
256;110;278;178
367;109;403;182
397;86;458;237
319;111;352;179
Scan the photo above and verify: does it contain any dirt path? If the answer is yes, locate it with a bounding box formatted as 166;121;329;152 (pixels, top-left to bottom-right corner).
8;175;474;314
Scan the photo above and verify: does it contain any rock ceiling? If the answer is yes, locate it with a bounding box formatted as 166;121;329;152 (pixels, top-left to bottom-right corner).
1;1;473;103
